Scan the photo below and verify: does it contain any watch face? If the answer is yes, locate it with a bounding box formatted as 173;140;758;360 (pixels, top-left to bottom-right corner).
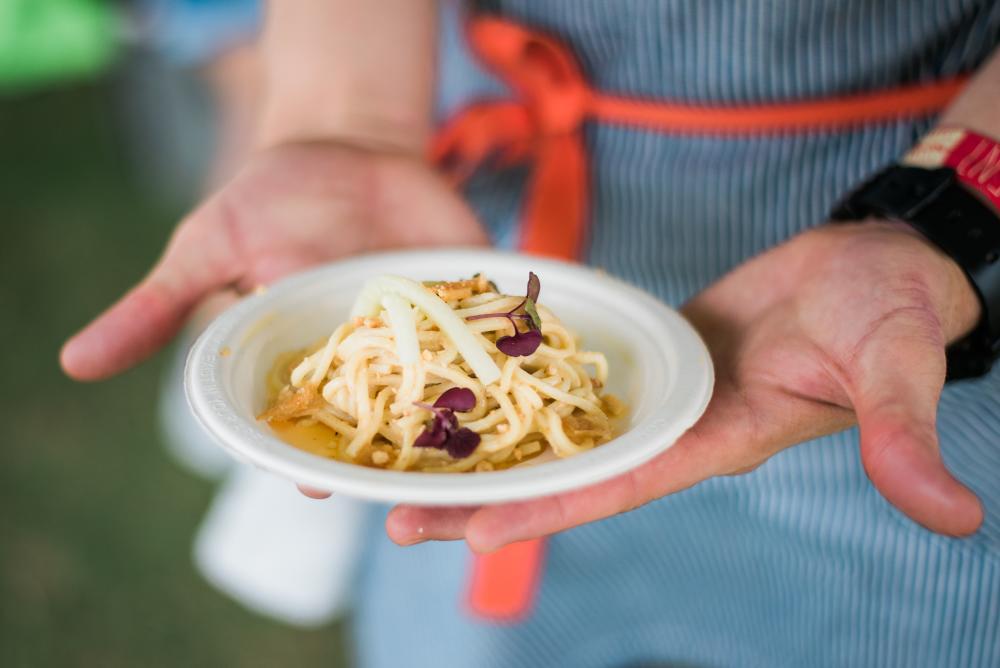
865;167;953;220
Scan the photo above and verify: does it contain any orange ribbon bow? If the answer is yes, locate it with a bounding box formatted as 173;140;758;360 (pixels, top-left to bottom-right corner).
433;18;593;261
433;17;966;264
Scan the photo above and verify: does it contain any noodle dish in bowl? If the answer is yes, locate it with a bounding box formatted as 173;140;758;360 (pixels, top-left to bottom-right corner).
185;249;713;505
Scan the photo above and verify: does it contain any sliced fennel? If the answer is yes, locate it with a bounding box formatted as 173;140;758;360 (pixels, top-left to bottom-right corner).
380;293;419;365
351;275;502;385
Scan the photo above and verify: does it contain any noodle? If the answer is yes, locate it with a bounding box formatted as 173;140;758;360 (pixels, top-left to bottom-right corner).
260;275;622;472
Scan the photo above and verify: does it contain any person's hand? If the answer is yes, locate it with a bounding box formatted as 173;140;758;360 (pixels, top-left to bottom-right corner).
387;221;986;551
60;142;486;381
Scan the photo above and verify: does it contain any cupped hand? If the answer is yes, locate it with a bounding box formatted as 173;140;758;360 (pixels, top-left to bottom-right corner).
60;142;486;381
387;222;986;551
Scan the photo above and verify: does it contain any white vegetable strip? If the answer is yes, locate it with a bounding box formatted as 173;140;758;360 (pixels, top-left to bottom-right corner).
350;275;502;384
380;293;419;365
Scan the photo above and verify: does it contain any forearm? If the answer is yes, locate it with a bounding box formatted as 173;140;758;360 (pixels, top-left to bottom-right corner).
938;48;1000;136
201;44;263;186
256;0;437;155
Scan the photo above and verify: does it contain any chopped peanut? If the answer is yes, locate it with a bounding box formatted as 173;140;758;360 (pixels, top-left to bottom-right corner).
371;451;390;465
475;461;494;472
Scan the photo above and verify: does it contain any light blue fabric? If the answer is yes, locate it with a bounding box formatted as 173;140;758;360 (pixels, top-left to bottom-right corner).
138;0;260;64
354;2;1000;666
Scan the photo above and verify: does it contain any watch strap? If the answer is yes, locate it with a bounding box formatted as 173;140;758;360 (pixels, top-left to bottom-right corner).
902;128;1000;212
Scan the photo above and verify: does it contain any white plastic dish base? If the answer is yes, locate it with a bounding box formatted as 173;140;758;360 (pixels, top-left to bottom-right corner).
185;249;714;506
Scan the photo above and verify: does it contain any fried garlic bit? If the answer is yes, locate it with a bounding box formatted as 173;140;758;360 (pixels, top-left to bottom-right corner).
563;413;612;441
424;274;491;302
258;385;323;421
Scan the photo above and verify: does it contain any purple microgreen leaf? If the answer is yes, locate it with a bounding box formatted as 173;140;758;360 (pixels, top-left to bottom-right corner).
434;387;476;412
526;271;540;303
413;393;471;451
444;428;481;459
414;420;447;448
496;329;543;356
463;272;544;358
522;298;542;331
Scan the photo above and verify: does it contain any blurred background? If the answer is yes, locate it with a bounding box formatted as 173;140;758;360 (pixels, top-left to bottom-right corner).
0;1;351;665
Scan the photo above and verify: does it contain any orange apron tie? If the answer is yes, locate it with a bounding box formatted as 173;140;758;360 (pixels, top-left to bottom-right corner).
432;16;966;622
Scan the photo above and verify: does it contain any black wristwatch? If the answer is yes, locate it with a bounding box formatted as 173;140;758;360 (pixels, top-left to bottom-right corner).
829;164;1000;380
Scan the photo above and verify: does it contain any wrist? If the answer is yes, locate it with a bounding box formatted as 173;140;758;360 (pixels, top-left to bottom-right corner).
830;156;1000;378
873;220;982;340
255;0;436;157
257;94;431;156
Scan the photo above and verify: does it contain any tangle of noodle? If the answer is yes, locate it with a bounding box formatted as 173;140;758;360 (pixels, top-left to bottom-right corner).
260;275;624;472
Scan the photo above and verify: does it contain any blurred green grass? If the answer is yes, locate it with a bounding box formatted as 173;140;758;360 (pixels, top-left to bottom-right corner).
0;83;350;667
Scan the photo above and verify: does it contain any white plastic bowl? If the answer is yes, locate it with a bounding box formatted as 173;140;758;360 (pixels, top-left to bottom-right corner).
185;249;713;505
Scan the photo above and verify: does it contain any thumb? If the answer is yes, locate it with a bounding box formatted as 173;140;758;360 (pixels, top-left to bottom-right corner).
850;307;983;536
60;198;242;381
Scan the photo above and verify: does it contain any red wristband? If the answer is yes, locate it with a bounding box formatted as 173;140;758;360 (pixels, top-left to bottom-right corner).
903;127;1000;212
